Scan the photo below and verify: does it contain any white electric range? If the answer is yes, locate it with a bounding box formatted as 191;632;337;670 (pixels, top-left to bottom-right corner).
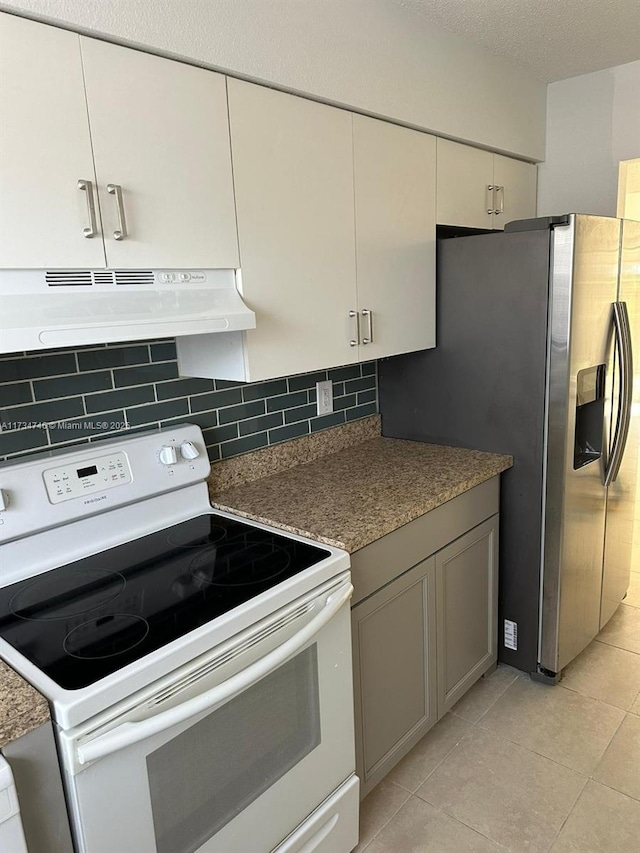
0;424;359;853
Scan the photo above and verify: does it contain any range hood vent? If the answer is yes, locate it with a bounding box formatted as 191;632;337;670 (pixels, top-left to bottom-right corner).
45;270;158;286
45;270;93;287
0;268;256;354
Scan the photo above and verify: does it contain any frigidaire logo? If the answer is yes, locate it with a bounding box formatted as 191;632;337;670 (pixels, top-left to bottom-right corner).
83;495;108;505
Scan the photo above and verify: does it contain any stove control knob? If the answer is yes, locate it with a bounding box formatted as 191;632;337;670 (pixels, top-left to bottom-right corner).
0;489;7;511
159;445;178;466
180;441;200;460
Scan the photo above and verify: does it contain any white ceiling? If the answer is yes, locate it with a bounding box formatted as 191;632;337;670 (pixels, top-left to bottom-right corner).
395;0;640;82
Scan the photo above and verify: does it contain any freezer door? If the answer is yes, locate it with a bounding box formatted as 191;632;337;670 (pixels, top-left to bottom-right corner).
541;215;621;674
601;218;639;628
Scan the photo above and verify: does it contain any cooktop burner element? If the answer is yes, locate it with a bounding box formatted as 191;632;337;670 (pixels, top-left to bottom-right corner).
166;521;227;548
0;513;329;690
64;614;150;660
9;569;127;622
190;541;291;587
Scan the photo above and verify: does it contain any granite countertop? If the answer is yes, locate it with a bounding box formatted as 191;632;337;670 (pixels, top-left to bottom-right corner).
212;436;513;553
0;660;50;749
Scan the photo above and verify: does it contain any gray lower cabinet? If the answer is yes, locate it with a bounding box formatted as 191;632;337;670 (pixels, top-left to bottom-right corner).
351;557;437;796
436;515;499;716
351;477;500;797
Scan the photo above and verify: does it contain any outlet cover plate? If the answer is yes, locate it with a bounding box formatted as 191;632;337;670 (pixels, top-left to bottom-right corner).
316;380;333;416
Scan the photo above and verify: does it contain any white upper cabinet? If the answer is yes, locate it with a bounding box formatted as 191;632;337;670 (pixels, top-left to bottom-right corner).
80;38;238;269
226;78;358;380
0;13;239;271
187;87;439;383
436;139;494;230
353;116;436;358
0;14;105;269
492;154;538;230
436;138;537;230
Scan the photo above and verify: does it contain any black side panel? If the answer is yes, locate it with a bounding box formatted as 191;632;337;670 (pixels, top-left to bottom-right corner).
379;229;552;672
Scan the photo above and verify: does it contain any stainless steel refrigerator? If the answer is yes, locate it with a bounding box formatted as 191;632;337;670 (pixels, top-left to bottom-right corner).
379;214;638;680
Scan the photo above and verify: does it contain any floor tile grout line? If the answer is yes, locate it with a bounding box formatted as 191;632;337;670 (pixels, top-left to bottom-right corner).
587;709;629;780
413;795;513;851
595;634;640;654
362;718;493;846
592;636;640;654
358;782;411;848
550;774;592;846
415;699;623;848
596;640;640;655
472;711;620;778
449;668;520;725
399;677;606;799
557;679;636;713
587;775;640;804
365;791;515;853
413;779;573;853
392;719;478;795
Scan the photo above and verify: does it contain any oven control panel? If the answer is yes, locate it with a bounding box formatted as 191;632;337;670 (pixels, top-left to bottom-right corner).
0;424;210;547
43;452;132;505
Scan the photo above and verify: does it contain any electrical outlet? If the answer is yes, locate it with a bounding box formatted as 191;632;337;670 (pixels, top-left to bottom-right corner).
316;380;333;416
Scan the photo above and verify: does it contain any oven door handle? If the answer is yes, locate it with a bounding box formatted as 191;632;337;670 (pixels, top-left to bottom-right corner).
76;581;353;766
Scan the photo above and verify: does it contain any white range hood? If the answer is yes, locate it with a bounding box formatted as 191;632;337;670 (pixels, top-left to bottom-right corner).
0;268;255;354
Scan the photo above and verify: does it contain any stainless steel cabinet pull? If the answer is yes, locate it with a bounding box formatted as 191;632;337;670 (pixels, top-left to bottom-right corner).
486;185;496;215
604;301;633;486
361;308;373;345
107;183;127;241
77;179;98;238
349;310;359;347
495;185;505;216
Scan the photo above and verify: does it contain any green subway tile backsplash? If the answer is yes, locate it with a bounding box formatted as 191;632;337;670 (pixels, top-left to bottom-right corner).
33;371;113;401
0;340;378;463
2;381;35;407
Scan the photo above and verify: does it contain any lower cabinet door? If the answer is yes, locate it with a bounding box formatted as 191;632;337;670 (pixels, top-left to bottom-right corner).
351;557;437;797
436;515;499;717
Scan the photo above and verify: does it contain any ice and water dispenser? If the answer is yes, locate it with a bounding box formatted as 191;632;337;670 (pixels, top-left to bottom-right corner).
573;364;606;469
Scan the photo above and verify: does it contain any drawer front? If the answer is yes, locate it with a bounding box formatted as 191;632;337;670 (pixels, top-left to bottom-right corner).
351;477;499;605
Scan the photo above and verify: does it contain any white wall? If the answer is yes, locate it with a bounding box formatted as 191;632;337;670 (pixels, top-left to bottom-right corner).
0;0;546;160
538;61;640;216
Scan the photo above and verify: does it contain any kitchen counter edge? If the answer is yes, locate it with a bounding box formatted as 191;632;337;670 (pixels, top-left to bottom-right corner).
211;436;513;553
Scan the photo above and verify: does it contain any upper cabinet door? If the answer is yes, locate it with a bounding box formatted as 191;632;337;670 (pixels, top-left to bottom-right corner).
0;14;105;269
354;116;436;358
436;139;494;230
228;79;358;380
80;37;239;269
492;155;537;230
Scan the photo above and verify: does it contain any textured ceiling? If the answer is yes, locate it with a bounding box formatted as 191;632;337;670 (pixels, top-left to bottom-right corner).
395;0;640;82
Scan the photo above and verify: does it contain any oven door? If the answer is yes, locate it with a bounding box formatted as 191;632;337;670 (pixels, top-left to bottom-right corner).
58;575;356;853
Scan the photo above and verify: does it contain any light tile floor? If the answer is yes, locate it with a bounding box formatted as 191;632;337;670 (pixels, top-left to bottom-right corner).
355;564;640;853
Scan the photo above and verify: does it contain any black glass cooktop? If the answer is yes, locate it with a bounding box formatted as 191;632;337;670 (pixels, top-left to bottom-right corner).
0;514;330;690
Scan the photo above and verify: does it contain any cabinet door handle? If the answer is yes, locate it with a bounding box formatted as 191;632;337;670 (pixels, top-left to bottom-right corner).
77;179;98;238
361;308;373;345
486;185;497;215
107;183;128;241
349;310;359;347
494;186;505;216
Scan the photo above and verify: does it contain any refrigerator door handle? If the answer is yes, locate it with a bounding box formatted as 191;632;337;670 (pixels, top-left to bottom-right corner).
604;301;633;486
